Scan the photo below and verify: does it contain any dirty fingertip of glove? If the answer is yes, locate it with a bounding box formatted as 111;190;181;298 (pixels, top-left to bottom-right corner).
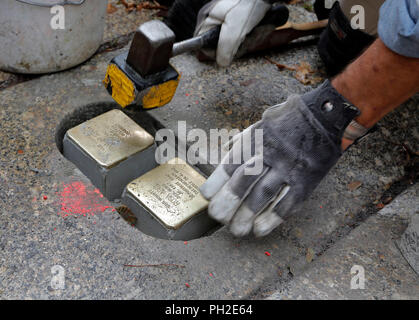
200;165;230;199
208;184;241;224
253;211;284;238
215;36;236;67
229;205;255;237
216;55;233;68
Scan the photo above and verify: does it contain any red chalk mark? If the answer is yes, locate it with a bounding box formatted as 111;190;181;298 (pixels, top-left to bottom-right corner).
185;283;190;288
184;241;188;245
319;205;323;209
209;273;214;277
43;196;48;200
265;251;271;257
185;93;189;96
94;188;104;198
58;181;113;218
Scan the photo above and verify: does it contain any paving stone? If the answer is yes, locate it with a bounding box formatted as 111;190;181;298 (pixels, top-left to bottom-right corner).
265;184;419;300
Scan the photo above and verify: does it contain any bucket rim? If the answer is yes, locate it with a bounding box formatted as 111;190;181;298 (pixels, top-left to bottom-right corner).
15;0;85;7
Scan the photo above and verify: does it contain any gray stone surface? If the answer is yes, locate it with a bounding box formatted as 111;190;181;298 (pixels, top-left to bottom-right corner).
0;0;417;299
104;0;159;43
379;183;418;220
398;215;419;275
265;184;419;300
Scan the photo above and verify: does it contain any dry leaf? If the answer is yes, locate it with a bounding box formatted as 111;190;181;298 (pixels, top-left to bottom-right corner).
348;181;362;191
294;228;303;239
265;57;295;71
119;0;129;8
306;248;315;263
116;205;137;225
127;3;136;12
382;196;392;205
294;61;314;84
107;3;118;14
265;57;322;85
137;1;168;12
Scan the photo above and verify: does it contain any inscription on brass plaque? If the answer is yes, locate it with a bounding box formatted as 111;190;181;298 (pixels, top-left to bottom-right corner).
67;109;154;169
126;158;208;229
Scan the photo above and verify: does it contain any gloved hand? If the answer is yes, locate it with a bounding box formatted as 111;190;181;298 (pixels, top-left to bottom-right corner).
194;0;272;66
200;80;362;237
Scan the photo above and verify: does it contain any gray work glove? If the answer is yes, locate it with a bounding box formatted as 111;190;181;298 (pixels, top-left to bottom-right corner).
200;80;361;237
194;0;272;66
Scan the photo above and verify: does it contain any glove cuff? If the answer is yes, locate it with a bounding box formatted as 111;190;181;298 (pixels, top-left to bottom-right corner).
301;79;360;142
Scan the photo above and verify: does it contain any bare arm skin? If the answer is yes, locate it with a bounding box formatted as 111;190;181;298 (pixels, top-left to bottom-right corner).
331;38;419;150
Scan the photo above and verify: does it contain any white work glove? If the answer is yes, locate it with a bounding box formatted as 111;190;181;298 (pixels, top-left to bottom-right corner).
200;80;364;237
194;0;272;66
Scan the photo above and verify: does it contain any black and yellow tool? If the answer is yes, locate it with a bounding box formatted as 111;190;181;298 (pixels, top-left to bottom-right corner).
103;19;183;109
103;3;290;110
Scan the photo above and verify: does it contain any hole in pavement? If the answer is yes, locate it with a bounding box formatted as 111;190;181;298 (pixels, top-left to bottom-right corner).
55;101;221;240
55;101;163;154
116;205;137;226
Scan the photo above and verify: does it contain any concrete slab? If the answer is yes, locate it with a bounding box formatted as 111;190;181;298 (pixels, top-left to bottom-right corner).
0;1;417;299
264;184;419;300
399;215;419;274
104;0;159;43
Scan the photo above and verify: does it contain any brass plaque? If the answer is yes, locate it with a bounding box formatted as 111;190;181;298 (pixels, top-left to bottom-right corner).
67;109;154;169
126;158;209;230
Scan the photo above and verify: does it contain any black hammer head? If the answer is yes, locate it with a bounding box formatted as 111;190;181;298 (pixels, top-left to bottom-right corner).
127;20;176;77
103;52;180;109
103;20;180;109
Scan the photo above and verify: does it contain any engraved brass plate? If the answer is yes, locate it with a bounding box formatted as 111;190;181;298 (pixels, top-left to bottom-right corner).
126;158;208;229
67;109;154;169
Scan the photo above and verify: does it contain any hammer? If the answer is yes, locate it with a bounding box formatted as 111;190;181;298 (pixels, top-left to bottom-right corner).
103;4;290;109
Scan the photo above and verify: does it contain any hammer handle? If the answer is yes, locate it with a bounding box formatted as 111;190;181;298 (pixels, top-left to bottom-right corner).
171;3;289;57
172;26;221;57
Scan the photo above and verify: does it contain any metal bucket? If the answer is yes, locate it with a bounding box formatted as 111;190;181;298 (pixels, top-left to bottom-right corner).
0;0;107;74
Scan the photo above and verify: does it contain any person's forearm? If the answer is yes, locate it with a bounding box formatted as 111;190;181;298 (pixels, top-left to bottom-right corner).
331;38;419;150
